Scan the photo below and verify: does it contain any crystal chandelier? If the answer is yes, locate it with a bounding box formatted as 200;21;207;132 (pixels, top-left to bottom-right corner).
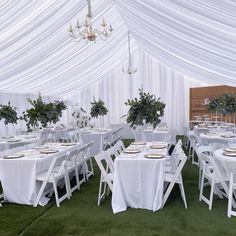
122;31;137;74
68;0;113;43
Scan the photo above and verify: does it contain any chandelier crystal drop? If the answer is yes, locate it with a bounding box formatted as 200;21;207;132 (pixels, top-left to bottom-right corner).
68;0;113;43
122;31;137;74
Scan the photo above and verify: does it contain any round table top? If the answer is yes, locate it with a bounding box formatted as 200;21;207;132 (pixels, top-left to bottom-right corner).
215;148;236;162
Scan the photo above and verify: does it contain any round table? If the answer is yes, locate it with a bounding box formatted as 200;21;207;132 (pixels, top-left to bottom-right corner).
200;132;236;145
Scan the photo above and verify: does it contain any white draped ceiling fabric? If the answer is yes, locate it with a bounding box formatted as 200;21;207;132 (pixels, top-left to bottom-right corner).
0;0;235;134
116;0;236;85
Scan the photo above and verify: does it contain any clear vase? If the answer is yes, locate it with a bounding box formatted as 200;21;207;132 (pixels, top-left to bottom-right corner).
5;124;9;138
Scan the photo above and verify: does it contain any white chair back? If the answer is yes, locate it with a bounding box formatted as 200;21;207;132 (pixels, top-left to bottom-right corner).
94;151;113;190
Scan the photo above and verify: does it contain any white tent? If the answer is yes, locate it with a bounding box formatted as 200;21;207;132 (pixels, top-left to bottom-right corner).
0;0;235;134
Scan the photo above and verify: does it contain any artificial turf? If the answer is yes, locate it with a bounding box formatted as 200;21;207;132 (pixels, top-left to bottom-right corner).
0;139;236;236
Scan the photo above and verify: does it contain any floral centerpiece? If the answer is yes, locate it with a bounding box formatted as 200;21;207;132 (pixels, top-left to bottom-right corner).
90;97;108;118
23;93;67;131
0;102;19;125
124;89;165;129
90;98;108;128
207;93;236;115
72;107;93;128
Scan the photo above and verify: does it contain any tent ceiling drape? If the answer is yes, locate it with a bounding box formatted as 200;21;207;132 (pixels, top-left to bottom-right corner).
0;0;235;97
116;0;236;85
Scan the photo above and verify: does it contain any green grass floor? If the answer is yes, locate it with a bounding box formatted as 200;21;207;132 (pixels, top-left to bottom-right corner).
1;139;236;236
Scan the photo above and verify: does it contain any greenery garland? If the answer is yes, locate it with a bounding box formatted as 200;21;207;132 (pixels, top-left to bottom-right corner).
90;98;108;118
125;89;165;129
23;94;67;131
0;102;19;125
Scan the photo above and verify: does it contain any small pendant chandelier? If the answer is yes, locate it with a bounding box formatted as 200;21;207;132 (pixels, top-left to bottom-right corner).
122;31;137;74
68;0;113;43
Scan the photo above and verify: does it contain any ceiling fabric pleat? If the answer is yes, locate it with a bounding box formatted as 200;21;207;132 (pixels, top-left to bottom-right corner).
0;0;235;96
115;0;236;85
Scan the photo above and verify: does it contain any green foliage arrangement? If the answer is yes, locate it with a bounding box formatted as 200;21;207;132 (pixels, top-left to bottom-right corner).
207;93;236;115
23;93;67;131
125;89;165;129
0;102;19;125
90;98;108;118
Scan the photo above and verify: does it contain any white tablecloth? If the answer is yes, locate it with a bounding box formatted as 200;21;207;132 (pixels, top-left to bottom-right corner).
80;129;113;156
110;123;134;139
142;129;168;142
112;144;166;213
200;133;236;145
0;134;39;152
0;143;81;206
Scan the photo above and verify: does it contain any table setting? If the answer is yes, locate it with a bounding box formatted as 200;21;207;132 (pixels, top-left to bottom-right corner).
0;142;81;205
112;142;167;213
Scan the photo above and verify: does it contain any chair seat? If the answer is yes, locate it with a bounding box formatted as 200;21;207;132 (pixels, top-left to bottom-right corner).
102;173;114;182
164;173;181;184
36;167;65;182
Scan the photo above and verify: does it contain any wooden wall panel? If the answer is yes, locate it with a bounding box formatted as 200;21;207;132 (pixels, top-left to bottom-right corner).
189;85;236;123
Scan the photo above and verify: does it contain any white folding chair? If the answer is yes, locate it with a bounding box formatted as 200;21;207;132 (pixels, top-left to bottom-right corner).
114;140;125;153
66;148;81;195
199;152;226;210
83;141;94;179
224;161;236;217
94;151;114;206
188;134;200;165
74;145;88;185
34;152;71;207
163;152;188;208
195;145;213;189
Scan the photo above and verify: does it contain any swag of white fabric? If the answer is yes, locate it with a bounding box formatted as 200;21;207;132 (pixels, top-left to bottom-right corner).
116;0;236;85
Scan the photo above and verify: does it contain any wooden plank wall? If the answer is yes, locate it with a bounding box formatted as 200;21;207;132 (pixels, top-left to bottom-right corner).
189;85;236;123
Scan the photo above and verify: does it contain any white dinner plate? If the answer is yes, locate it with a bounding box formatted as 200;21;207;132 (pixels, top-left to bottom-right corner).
3;154;25;159
224;148;236;153
7;139;21;142
40;149;59;154
150;145;166;149
220;135;235;138
132;142;146;145
223;152;236;157
144;154;165;159
61;143;77;146
124;149;141;154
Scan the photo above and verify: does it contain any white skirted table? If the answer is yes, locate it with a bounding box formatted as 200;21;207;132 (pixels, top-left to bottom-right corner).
80;128;113;156
0;142;81;206
142;128;168;142
200;132;236;145
0;134;40;152
112;143;167;213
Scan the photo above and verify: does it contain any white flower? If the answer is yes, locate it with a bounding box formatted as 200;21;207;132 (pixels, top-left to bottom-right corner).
71;108;92;128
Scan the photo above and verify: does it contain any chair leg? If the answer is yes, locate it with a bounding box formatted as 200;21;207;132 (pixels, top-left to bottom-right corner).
199;167;205;202
228;176;233;218
209;180;215;210
75;166;81;191
34;180;48;207
97;174;103;206
64;173;71;199
178;177;187;208
198;166;202;189
53;180;60;207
